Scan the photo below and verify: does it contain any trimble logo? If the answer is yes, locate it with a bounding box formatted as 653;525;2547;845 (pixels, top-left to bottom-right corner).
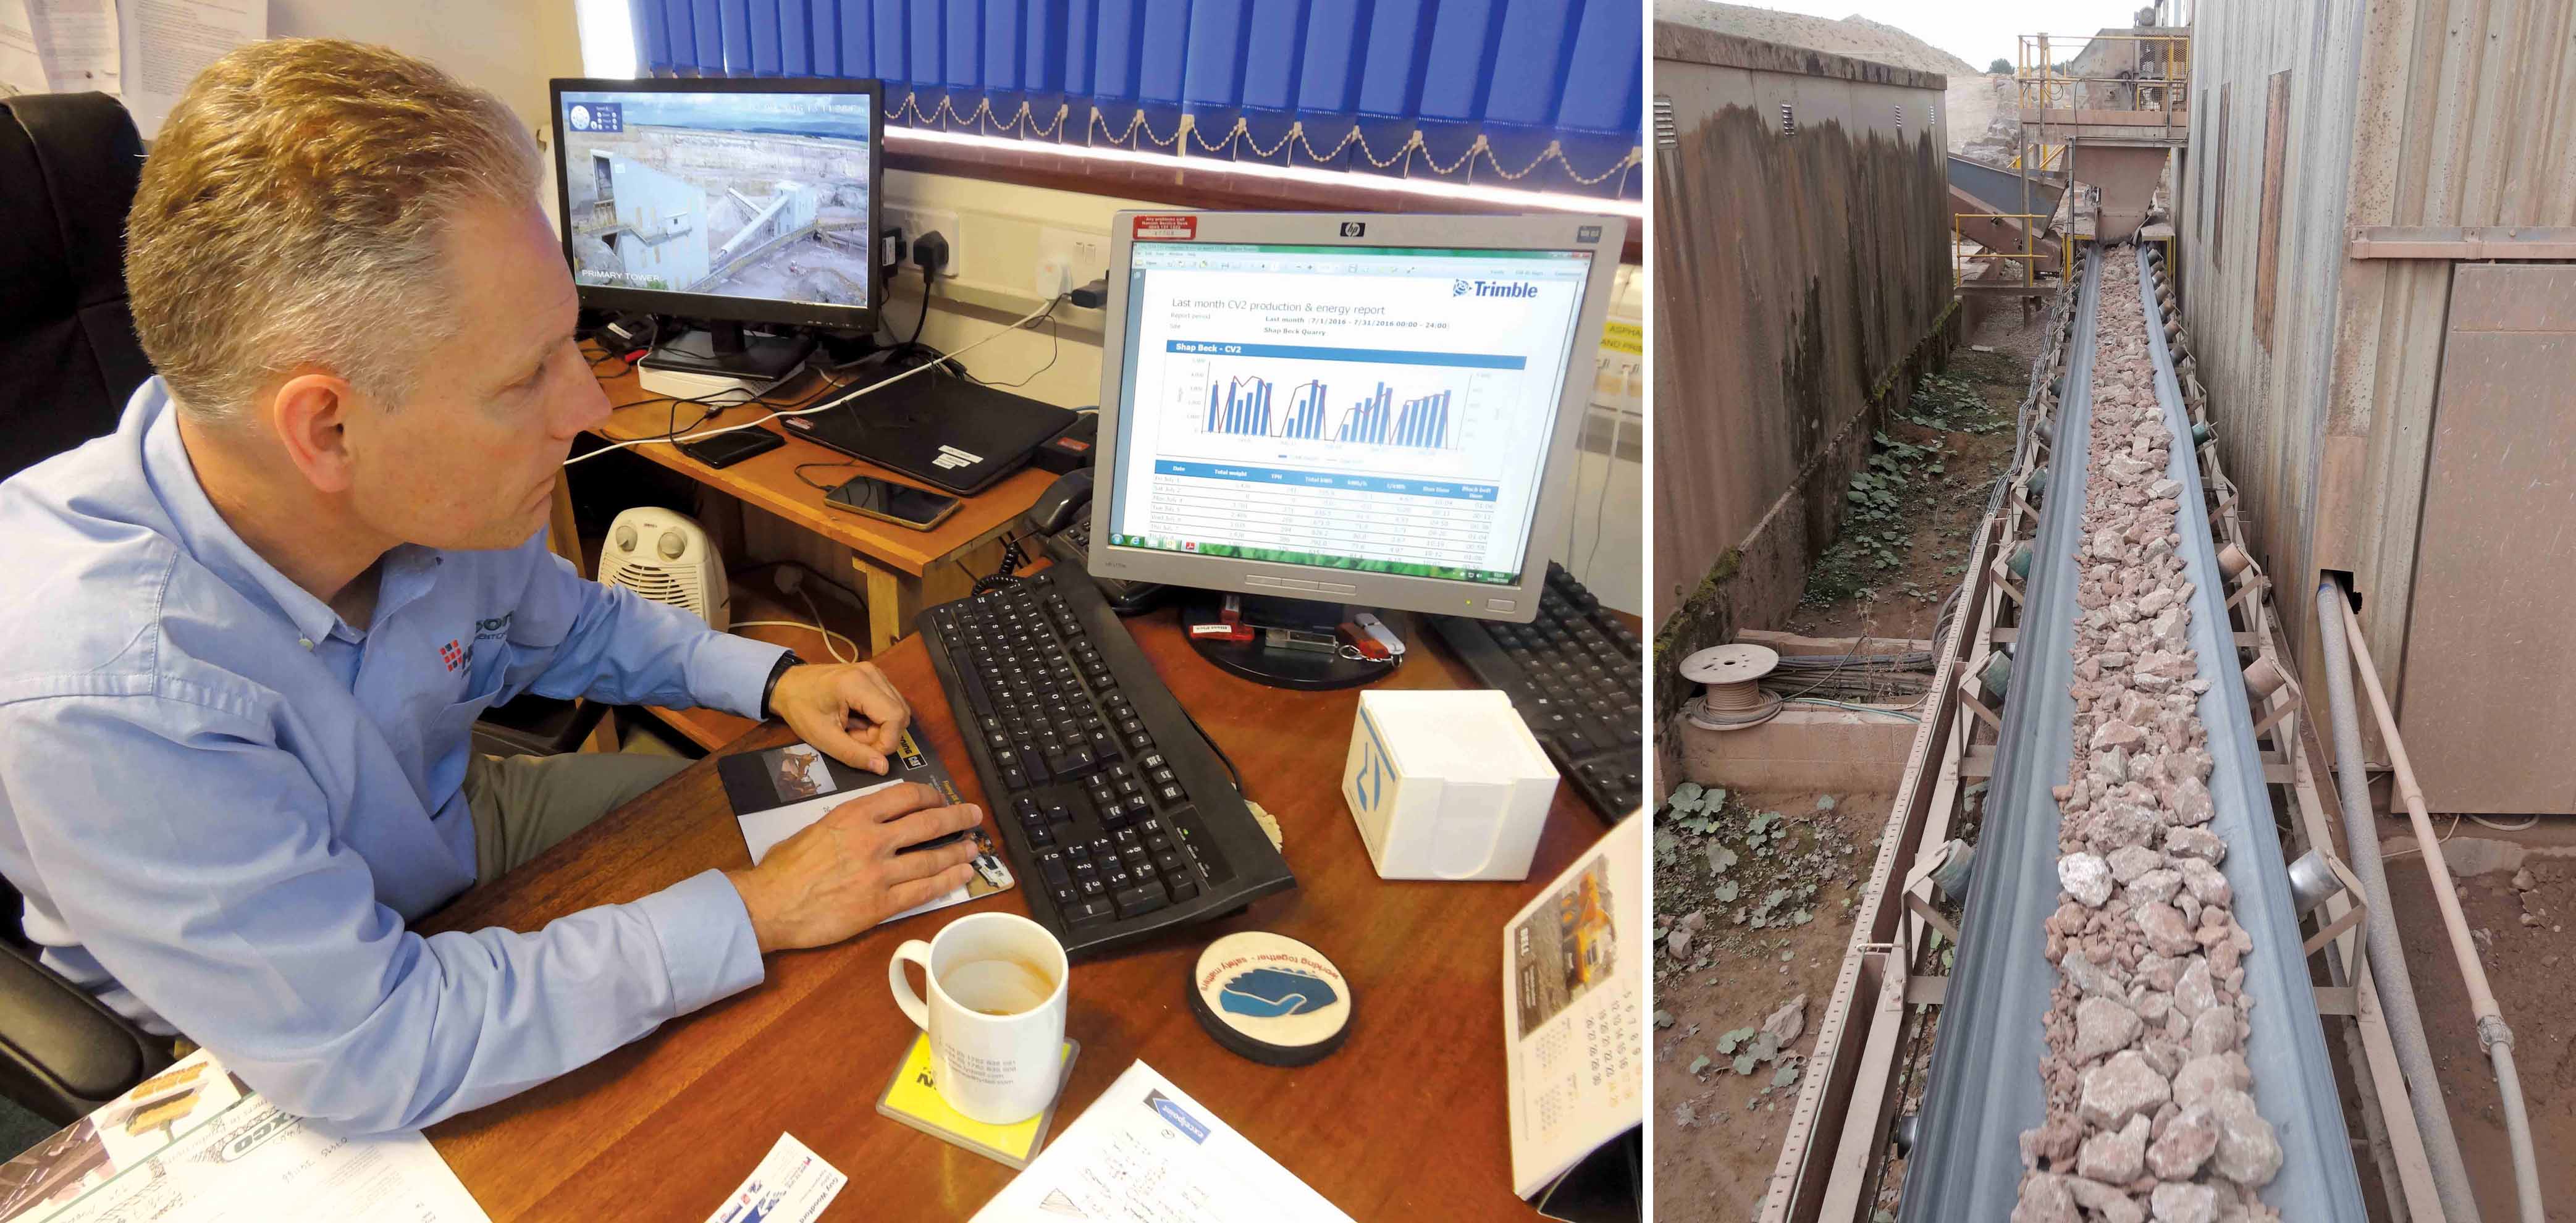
1452;279;1539;298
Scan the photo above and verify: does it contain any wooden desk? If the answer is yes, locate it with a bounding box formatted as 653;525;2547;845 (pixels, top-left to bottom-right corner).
419;608;1622;1221
554;348;1055;662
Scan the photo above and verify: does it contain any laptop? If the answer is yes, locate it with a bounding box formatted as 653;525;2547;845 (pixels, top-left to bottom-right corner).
783;369;1077;497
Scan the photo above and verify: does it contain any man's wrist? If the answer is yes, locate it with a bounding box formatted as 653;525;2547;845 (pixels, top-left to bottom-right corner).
757;650;805;721
723;868;779;954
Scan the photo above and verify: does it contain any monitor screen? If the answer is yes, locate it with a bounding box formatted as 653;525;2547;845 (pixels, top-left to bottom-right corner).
557;88;874;313
1102;243;1596;588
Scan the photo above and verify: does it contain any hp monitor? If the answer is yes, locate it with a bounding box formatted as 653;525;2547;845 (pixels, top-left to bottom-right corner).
1088;211;1625;650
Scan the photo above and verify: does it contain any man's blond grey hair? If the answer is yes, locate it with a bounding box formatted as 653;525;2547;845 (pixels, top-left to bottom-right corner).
126;38;542;422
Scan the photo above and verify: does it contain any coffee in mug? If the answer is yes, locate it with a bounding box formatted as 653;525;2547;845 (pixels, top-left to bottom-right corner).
888;912;1069;1124
943;956;1056;1016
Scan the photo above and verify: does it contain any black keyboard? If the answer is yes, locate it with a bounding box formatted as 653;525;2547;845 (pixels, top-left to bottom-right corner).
919;565;1295;957
1428;564;1646;819
1035;515;1167;615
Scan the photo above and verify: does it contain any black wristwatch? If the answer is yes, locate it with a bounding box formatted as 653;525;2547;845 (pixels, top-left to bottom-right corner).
758;650;806;721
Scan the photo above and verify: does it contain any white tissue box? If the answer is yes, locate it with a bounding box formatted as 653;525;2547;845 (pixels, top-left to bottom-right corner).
1341;689;1560;881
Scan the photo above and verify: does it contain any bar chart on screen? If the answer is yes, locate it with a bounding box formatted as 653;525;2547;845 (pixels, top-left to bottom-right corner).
1166;342;1514;463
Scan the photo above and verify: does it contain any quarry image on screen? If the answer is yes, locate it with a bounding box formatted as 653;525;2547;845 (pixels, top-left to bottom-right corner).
559;90;873;310
1105;243;1593;587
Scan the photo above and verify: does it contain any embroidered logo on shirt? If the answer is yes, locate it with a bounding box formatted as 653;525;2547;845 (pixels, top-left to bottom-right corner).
439;640;465;672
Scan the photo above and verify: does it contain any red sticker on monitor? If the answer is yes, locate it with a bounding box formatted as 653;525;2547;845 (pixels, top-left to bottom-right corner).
1134;214;1197;241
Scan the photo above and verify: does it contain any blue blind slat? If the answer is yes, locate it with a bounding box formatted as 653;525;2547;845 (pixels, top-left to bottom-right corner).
1030;0;1067;93
1137;0;1190;106
751;0;785;74
1354;0;1428;120
807;0;839;74
1179;0;1244;109
1413;0;1494;124
625;0;1638;196
688;0;722;70
1555;0;1635;133
1063;0;1094;95
1483;0;1571;127
1295;0;1363;116
633;0;671;72
983;0;1022;94
1092;0;1142;103
1238;0;1305;113
720;0;754;72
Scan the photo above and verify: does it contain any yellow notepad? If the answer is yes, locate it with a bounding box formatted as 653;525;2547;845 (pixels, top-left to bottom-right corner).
875;1034;1079;1169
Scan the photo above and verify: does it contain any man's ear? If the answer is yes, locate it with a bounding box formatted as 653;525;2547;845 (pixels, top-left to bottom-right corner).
267;371;361;494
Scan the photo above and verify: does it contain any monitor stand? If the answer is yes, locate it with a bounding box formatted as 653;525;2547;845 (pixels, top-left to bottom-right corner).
1181;591;1402;691
638;320;816;397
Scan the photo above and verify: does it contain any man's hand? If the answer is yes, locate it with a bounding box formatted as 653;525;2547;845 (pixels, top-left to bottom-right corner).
725;781;983;954
770;661;911;773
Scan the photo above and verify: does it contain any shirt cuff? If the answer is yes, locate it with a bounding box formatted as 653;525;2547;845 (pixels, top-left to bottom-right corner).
690;633;794;721
633;868;765;1016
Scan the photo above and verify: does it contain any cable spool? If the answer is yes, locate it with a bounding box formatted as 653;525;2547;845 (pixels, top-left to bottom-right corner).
1680;644;1782;729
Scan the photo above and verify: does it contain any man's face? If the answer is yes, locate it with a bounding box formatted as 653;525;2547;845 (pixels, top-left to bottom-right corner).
340;201;612;552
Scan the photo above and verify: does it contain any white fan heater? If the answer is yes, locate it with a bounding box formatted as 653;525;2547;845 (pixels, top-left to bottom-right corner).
598;508;730;631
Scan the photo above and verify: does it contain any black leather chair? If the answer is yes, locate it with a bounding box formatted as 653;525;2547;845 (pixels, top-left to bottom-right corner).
1;92;151;483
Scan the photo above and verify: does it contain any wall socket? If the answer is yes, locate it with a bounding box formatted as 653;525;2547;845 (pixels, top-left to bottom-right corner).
1037;226;1109;299
883;204;963;279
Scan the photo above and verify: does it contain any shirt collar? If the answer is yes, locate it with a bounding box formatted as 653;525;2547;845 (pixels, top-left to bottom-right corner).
133;379;401;647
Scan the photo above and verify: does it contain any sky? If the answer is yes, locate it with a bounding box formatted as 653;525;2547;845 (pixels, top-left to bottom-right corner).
1730;1;2153;73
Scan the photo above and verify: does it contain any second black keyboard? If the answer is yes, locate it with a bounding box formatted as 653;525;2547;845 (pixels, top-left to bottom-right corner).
1428;563;1646;819
920;565;1295;958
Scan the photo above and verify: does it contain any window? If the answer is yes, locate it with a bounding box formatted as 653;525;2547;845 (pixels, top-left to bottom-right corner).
610;0;1643;203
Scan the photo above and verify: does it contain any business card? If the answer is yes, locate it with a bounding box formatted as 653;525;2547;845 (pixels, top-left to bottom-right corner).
704;1133;846;1223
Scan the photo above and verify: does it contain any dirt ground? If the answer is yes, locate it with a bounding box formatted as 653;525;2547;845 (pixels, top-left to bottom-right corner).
1782;305;2041;645
2377;818;2576;1219
1651;785;1898;1221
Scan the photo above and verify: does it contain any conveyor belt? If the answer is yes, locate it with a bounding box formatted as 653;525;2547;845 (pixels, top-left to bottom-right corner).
1899;249;2364;1219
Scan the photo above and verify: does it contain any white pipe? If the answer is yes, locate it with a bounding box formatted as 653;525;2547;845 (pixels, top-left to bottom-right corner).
2331;580;2545;1223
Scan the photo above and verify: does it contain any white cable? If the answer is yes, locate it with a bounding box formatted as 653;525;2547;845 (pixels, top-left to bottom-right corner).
1581;394;1628;576
795;584;857;665
563;296;1061;468
732;621;859;665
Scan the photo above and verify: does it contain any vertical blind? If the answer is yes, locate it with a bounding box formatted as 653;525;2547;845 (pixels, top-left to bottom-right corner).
628;0;1643;200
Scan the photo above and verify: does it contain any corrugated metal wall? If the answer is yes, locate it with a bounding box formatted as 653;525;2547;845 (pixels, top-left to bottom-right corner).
2179;0;2576;694
1650;20;1951;647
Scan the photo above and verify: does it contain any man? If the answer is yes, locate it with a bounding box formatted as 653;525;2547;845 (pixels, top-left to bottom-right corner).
0;40;985;1133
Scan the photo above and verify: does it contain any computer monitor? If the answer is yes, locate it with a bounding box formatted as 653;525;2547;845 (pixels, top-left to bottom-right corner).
1088;212;1625;652
549;77;882;381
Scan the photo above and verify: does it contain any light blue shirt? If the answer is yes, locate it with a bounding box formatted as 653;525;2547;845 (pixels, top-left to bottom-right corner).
0;380;781;1132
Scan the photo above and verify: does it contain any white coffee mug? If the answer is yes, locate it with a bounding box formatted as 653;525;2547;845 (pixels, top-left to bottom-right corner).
888;911;1069;1124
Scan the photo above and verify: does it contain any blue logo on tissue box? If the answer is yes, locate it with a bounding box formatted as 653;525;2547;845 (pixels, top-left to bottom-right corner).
1350;711;1394;811
568;102;623;133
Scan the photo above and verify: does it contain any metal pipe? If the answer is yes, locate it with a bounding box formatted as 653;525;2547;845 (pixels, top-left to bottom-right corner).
2313;579;2484;1223
2333;582;2546;1223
